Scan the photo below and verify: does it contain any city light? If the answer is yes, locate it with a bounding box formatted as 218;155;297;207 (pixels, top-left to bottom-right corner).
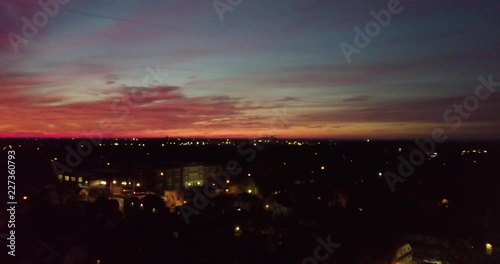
112;180;117;184
160;172;164;176
321;166;325;170
122;181;127;186
136;183;141;187
486;243;493;255
234;225;242;236
23;196;28;200
248;173;251;177
100;181;107;185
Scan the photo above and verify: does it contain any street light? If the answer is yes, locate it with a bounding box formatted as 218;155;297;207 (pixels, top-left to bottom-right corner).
486;243;493;255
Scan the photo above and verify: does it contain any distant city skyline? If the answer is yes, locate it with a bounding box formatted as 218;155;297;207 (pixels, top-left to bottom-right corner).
1;0;498;138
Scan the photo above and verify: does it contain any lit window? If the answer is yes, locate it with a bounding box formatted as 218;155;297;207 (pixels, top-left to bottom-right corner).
78;177;83;183
486;243;493;255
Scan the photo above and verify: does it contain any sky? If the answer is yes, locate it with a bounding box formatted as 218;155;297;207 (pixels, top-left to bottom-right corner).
0;0;499;139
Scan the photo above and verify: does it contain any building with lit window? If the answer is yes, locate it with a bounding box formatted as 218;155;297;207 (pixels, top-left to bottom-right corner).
156;163;223;192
